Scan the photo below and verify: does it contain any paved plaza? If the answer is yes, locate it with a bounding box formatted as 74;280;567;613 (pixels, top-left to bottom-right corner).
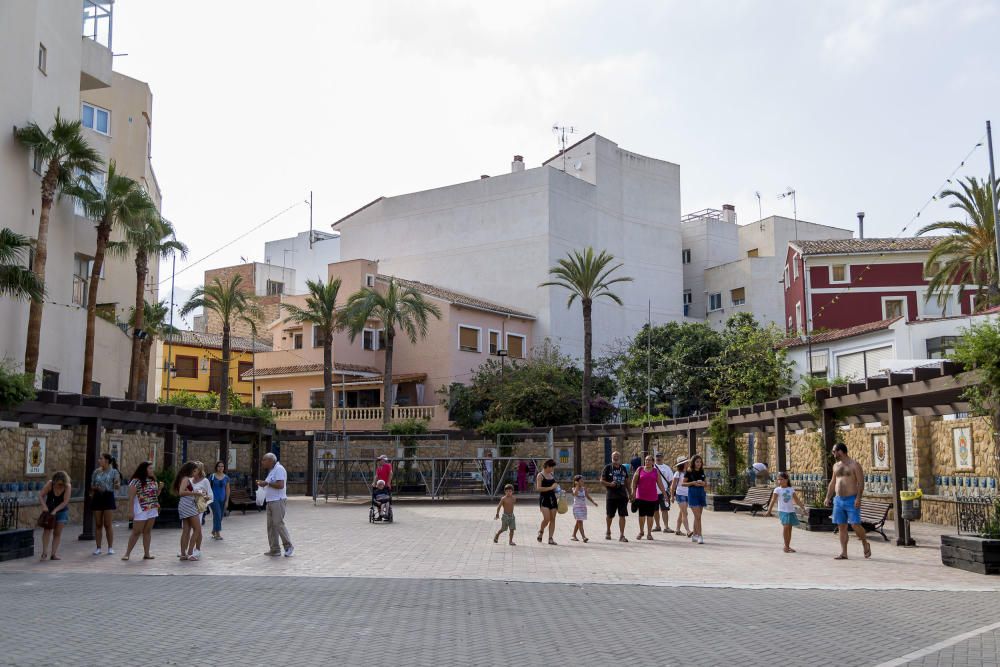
1;497;998;665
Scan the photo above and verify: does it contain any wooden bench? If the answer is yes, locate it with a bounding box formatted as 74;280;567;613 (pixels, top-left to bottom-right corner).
228;488;259;515
731;486;773;516
859;499;892;541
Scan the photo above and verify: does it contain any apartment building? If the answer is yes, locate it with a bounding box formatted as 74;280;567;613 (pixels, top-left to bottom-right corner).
0;1;161;397
199;262;297;342
160;331;271;405
263;230;341;295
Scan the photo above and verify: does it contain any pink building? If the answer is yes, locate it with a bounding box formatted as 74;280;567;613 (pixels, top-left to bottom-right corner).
244;259;535;430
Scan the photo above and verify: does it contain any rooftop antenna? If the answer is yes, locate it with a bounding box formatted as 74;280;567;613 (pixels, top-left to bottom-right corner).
552;124;576;172
755;191;763;231
778;187;798;239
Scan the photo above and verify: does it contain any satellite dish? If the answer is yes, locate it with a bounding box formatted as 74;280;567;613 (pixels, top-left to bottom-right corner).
574;161;583;171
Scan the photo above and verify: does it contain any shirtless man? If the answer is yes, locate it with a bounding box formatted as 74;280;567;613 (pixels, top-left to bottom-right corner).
824;443;871;559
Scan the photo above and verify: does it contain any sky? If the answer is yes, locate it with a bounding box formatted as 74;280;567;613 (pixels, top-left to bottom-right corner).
108;0;999;326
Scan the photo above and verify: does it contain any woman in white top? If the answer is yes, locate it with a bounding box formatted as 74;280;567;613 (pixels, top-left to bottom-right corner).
189;461;213;560
671;457;692;537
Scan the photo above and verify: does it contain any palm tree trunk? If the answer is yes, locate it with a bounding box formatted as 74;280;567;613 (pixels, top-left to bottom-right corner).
82;218;112;395
582;298;592;424
382;330;394;428
127;252;147;399
138;338;152;402
323;328;333;432
220;324;231;415
24;162;60;377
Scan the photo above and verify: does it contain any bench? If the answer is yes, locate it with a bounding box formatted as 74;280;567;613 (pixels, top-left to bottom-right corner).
731;486;773;516
228;487;259;515
859;499;892;541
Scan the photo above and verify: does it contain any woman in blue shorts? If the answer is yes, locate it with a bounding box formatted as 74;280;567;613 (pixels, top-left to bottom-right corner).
683;455;708;544
38;471;72;561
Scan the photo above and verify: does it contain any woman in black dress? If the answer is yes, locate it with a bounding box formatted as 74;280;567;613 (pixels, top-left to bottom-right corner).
535;459;560;545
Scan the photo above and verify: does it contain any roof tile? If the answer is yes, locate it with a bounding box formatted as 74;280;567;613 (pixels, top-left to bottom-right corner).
778;317;901;349
793;237;944;256
242;362;379;379
165;330;271;353
376;275;535;319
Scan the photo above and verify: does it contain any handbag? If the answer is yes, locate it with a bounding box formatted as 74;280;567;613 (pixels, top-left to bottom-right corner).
194;494;210;513
37;510;56;530
557;494;569;515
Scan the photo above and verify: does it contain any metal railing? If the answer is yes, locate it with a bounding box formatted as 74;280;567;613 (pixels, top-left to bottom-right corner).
273;405;437;423
956;496;998;536
0;497;19;531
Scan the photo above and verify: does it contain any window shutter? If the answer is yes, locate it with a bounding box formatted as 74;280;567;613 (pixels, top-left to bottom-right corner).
836;351;865;380
459;327;479;351
507;335;524;359
863;346;893;375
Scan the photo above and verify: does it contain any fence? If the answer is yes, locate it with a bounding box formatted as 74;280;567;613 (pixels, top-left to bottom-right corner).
956;496;999;536
0;497;18;531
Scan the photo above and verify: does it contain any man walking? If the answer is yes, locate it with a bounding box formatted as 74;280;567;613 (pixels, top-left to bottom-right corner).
257;453;294;557
601;451;632;542
652;452;675;533
824;443;871;560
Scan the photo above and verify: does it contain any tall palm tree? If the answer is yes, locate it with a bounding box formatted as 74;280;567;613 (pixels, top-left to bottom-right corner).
282;278;344;431
919;176;999;311
541;247;632;423
115;215;187;399
128;301;178;401
14;110;102;376
179;275;263;415
69;161;157;394
0;229;44;303
344;277;442;427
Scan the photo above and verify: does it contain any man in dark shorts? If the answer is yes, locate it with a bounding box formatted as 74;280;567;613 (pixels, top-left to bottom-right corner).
601;451;633;542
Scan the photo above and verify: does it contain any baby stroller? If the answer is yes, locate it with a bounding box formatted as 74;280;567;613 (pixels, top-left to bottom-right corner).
369;486;393;523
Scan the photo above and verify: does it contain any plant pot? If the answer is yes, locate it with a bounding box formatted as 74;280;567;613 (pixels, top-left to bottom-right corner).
706;494;742;512
940;534;1000;575
0;528;34;562
794;506;836;532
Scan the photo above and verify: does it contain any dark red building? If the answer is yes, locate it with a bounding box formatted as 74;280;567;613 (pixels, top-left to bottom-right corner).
783;237;979;334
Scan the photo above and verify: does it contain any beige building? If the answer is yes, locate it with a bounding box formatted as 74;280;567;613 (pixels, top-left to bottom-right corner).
0;1;163;398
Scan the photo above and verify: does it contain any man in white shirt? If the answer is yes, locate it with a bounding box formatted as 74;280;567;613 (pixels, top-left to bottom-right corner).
653;452;675;533
257;453;294;557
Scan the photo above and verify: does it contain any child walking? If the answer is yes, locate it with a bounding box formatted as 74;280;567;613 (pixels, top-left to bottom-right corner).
570;475;598;542
494;484;517;545
764;472;805;553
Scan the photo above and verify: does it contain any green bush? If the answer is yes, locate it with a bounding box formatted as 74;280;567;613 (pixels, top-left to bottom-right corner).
708;411;747;495
156;467;178;509
478;418;532;458
0;362;35;409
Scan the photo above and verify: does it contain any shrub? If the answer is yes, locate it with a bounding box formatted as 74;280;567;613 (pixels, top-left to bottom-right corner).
478;418;532;458
0;362;35;409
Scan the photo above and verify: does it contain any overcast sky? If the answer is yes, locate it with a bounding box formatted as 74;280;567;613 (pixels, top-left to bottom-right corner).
110;0;998;314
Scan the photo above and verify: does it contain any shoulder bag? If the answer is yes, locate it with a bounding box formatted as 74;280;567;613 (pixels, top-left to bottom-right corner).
37;511;56;530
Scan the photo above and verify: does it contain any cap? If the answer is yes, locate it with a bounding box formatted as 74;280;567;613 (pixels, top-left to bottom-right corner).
675;456;688;465
377;455;388;461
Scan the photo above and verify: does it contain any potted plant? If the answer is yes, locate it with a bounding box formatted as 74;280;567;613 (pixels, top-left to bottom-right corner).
795;482;835;532
941;498;1000;575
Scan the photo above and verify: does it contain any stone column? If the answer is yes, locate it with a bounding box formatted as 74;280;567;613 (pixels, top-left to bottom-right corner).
78;416;102;541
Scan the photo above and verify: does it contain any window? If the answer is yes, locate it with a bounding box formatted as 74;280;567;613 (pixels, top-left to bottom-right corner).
681;249;692;264
38;43;47;74
747;248;759;258
836;346;893;380
81;103;110;135
41;369;59;391
238;361;253;379
458;325;481;352
926;336;961;359
312;326;326;348
74;170;105;217
923;261;941;280
72;254;90;306
730;287;746;306
788;316;793;331
488;330;500;355
809;350;829;379
830;264;849;283
783;266;790;290
506;333;526;359
795;302;802;333
32;151;44;175
793;259;799;280
362;329;381;351
309;389;326;409
262;392;293;409
90;381;101;397
882;297;906;320
708;293;722;312
174;355;198;378
365;273;376;288
266;280;284;296
292;332;303;349
682;290;692;305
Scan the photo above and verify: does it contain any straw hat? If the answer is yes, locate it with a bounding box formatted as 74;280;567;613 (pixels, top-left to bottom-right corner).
675;456;689;465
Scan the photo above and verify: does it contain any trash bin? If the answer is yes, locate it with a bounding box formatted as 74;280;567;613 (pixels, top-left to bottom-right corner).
899;489;922;521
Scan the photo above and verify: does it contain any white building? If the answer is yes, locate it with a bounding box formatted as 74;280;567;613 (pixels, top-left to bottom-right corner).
264;230;341;295
334;134;683;360
680;207;853;328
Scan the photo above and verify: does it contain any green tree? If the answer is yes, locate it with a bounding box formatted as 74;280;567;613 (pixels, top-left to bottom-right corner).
0;229;44;303
179;275;263;415
540;247;632;423
128;301;178;401
14;110;102;376
344;277;442;427
711;312;792;407
953;319;1000;479
918;176;999;310
68;161;158;394
281;278;345;431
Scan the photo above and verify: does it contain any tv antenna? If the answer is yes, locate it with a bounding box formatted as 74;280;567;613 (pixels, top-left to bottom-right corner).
755;191;763;230
778;187;798;239
552;124;576;172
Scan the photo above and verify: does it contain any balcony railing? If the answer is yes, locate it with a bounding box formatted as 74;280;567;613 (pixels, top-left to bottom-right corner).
273;405;438;424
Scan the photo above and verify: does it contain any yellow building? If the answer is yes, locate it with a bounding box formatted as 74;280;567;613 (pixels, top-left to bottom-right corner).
160;331;271;405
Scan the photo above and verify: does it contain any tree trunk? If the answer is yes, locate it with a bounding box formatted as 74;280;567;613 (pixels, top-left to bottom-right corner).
24;160;60;377
382;330;394;428
582;298;592;424
127;251;147;400
323;327;333;432
82;218;112;395
138;338;152;402
220;324;231;415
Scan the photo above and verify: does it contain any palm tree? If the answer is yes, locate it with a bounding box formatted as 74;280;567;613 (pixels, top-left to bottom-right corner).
919;176;999;311
128;301;178;401
14;110;102;376
541;247;632;423
0;229;44;303
179;275;263;415
282;278;344;431
69;161;157;394
344;277;442;427
116;215;187;399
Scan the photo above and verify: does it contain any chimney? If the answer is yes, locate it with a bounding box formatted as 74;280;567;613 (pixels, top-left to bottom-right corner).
511;155;524;173
857;211;865;239
480;174;490;179
722;204;736;224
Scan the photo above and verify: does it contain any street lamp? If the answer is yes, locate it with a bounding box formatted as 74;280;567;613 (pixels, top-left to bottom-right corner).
497;349;508;416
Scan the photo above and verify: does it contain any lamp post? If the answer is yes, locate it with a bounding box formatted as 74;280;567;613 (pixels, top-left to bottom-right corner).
497;349;508;417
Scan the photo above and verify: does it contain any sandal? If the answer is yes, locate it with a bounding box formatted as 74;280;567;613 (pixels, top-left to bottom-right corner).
547;538;557;545
179;555;189;561
619;536;629;543
636;534;644;540
583;537;589;543
143;555;155;560
570;536;579;541
834;554;848;560
39;553;48;561
121;555;129;561
187;555;199;561
863;540;871;559
537;531;543;543
605;533;612;540
646;535;654;541
783;547;796;553
49;555;61;560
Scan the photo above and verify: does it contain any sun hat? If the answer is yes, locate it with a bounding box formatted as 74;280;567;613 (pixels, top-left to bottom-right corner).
675;456;688;465
377;455;388;461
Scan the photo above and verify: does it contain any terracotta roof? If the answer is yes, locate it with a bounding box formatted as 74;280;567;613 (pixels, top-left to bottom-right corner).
792;237;944;256
165;330;271;353
376;275;535;319
242;362;379;379
778;318;901;349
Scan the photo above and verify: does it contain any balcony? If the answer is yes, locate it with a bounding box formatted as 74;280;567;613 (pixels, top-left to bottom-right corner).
273;405;447;431
80;1;113;90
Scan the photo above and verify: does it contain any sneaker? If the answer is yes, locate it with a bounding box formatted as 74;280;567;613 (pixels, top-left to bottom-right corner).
284;546;295;558
107;548;115;555
691;535;698;543
191;549;201;559
697;535;705;544
92;548;102;556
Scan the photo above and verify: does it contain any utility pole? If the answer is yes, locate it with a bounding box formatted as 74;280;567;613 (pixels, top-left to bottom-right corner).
165;253;176;401
308;190;314;249
778;188;798;240
988;121;1000;298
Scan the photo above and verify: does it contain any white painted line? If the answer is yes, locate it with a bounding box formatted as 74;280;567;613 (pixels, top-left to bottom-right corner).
873;620;1000;667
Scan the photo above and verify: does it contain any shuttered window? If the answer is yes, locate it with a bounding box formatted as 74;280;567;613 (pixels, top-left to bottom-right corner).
836;346;893;380
262;392;292;409
810;350;829;377
731;287;746;306
174;355;198;378
489;331;499;355
459;326;480;352
506;334;525;359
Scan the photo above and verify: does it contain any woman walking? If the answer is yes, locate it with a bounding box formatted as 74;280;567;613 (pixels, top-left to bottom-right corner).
123;462;161;561
190;462;213;559
174;462;205;562
535;459;560;545
209;461;230;540
683;455;708;544
91;453;120;555
632;455;667;540
37;471;71;561
671;457;692;537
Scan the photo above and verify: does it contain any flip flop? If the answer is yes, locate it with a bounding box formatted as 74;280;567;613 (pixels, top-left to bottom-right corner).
547;538;557;545
570;536;579;541
863;541;871;559
619;536;629;543
583;537;589;543
121;556;129;561
834;554;848;560
646;535;654;541
143;555;155;560
605;533;612;540
536;531;543;543
179;555;189;561
49;555;61;560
